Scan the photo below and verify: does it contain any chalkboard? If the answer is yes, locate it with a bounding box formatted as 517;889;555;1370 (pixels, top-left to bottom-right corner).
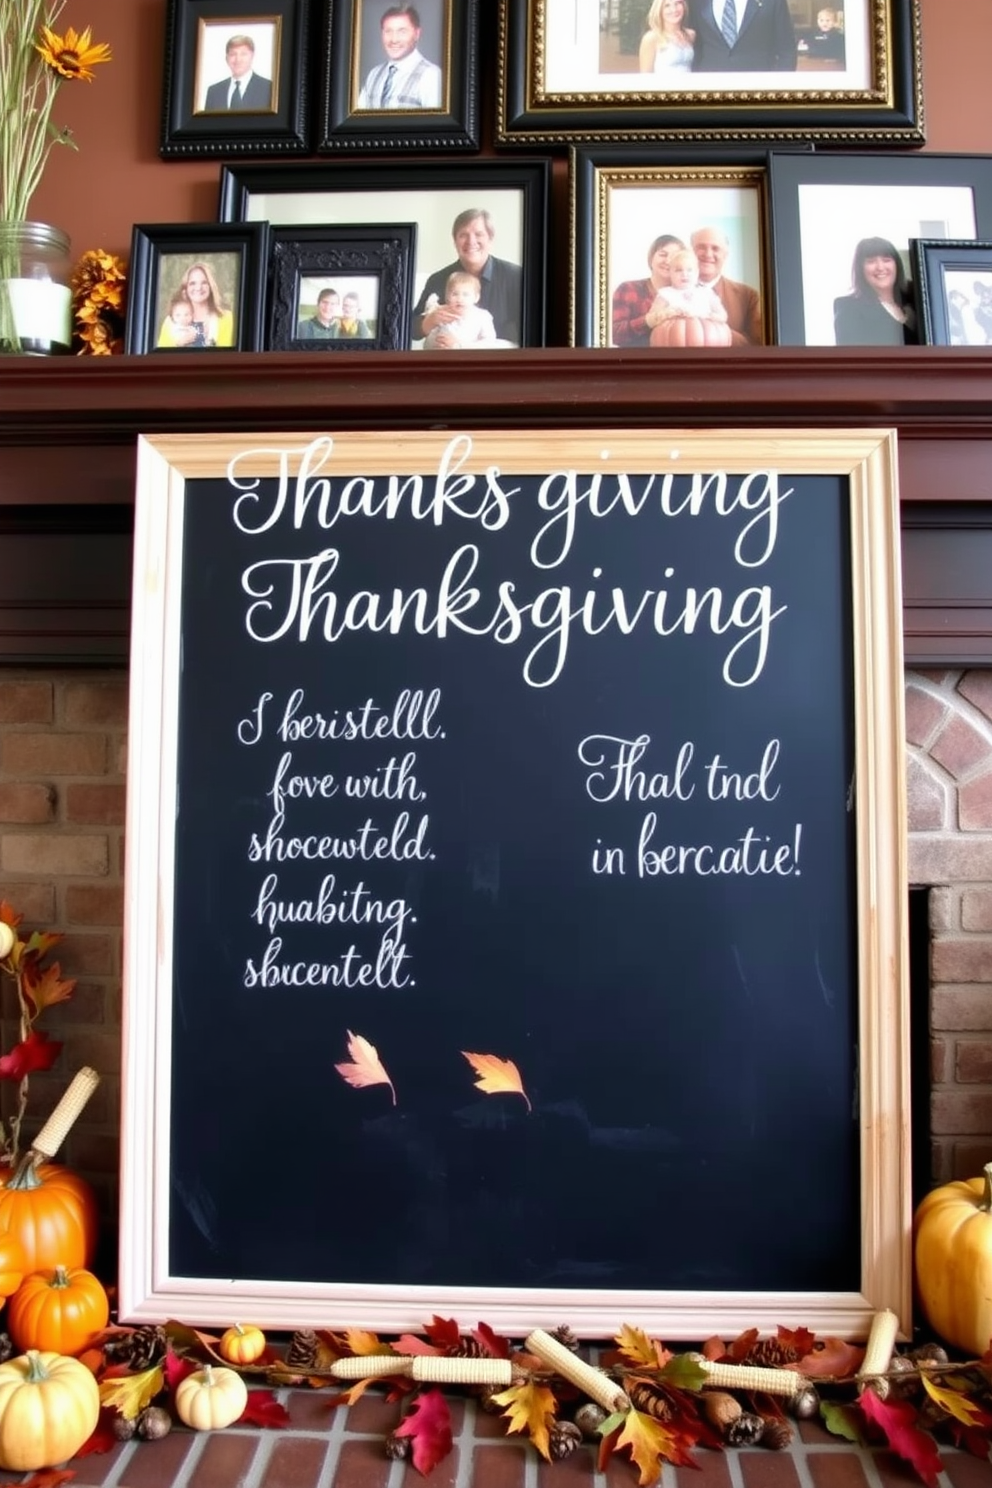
120;428;910;1339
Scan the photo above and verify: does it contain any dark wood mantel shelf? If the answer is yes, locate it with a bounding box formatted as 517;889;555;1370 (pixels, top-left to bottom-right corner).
0;348;990;663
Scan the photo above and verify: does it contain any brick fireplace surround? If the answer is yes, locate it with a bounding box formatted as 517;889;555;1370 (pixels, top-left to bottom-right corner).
0;664;991;1488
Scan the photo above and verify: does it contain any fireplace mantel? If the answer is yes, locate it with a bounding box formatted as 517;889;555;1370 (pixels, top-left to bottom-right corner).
0;348;990;663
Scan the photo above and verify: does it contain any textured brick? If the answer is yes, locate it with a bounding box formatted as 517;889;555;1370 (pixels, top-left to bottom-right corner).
66;882;126;924
284;1389;342;1432
904;685;947;748
469;1443;528;1488
66;782;126;825
962;888;992;931
258;1435;331;1488
905;756;947;831
931;1036;949;1084
908;836;992;885
960;769;992;830
51;981;107;1023
57;931;116;975
57;1028;122;1075
933;985;992;1030
182;1429;260;1488
951;1142;992;1180
0;782;56;823
739;1451;803;1488
403;1443;459;1488
116;1430;194;1487
932;1089;992;1134
928;886;958;933
537;1444;596;1486
0;880;54;922
956;1039;992;1082
344;1390;403;1434
932;938;992;984
63;679;129;728
0;681;53;724
1;732;107;775
958;671;992;725
672;1452;735;1488
805;1450;872;1488
327;1437;391;1488
70;1129;120;1173
1;833;108;876
930;713;992;780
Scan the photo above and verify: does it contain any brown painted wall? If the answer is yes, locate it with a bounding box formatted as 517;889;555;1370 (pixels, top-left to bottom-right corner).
27;0;992;266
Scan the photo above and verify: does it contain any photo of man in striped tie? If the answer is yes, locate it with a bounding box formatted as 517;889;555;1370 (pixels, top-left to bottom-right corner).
357;4;443;109
692;0;798;70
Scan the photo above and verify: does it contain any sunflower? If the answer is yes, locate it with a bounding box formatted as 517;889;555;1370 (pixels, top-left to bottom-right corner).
35;25;111;83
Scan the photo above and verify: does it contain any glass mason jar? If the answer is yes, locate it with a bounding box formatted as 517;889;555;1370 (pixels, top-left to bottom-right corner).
0;222;73;355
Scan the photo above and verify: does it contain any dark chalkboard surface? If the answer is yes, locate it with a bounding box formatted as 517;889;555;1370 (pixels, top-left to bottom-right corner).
120;429;910;1339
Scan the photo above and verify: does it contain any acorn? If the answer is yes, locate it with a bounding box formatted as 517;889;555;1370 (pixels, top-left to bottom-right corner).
700;1390;743;1433
137;1406;173;1441
112;1413;138;1442
573;1401;609;1439
789;1384;821;1420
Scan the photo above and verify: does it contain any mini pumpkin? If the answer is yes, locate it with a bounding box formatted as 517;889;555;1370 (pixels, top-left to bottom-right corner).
7;1265;109;1356
914;1160;992;1356
0;1347;100;1470
174;1364;248;1430
219;1323;266;1365
0;1156;99;1275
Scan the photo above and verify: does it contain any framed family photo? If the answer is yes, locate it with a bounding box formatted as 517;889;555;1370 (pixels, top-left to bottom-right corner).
268;224;418;351
768;153;992;346
570;147;770;348
124;222;270;354
319;0;479;151
219;160;550;348
909;240;992;347
161;0;311;157
497;0;924;145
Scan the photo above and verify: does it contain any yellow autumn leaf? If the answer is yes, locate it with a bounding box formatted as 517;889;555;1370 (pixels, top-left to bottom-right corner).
615;1323;665;1368
921;1371;988;1427
615;1408;679;1486
461;1051;531;1111
345;1328;395;1357
491;1380;557;1460
335;1030;396;1105
99;1363;165;1420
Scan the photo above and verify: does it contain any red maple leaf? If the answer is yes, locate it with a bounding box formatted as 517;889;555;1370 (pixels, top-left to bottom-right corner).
0;1030;62;1081
472;1321;511;1359
393;1389;453;1476
21;1472;75;1488
239;1390;290;1428
394;1334;441;1356
162;1348;198;1394
423;1316;463;1352
73;1410;120;1458
858;1387;943;1487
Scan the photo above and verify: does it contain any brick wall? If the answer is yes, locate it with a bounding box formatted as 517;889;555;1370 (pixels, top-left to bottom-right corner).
0;665;988;1264
906;668;992;1182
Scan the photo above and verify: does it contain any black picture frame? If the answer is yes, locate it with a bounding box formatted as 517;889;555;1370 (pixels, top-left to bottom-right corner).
910;239;992;348
219;159;550;348
124;222;270;354
160;0;310;158
497;0;924;147
268;224;418;351
768;152;992;347
570;145;773;348
318;0;479;152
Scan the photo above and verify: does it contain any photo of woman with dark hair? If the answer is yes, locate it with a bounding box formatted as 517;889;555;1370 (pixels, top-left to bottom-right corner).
832;235;917;346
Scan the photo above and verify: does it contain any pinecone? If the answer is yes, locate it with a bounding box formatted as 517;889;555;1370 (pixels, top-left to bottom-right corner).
385;1431;411;1460
444;1333;485;1358
105;1324;168;1370
739;1337;802;1368
550;1325;580;1353
286;1328;320;1368
626;1379;674;1421
477;1384;505;1415
726;1412;766;1446
760;1418;794;1450
548;1421;583;1460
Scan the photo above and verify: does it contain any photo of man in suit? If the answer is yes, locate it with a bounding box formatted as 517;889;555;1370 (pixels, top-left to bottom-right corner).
692;0;797;71
691;225;763;345
357;5;442;110
203;32;273;111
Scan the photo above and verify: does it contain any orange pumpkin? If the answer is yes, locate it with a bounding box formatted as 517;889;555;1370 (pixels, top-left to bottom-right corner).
7;1266;109;1356
0;1234;25;1300
219;1323;266;1365
650;317;733;348
0;1158;99;1275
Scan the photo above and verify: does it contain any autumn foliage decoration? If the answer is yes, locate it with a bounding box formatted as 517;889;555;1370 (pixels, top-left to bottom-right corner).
0;903;75;1166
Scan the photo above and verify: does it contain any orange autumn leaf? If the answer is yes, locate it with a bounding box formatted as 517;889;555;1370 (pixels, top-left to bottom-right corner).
615;1323;670;1369
21;959;76;1015
461;1052;531;1112
491;1380;557;1460
334;1030;396;1105
344;1328;395;1357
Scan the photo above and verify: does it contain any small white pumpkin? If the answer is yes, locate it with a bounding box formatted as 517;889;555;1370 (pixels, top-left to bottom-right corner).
174;1363;248;1430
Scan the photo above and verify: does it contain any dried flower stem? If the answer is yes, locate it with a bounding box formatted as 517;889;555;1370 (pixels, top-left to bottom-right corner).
0;1;69;222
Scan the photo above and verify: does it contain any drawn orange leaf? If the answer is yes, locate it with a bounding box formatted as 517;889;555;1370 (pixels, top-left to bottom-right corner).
334;1030;396;1105
461;1052;531;1112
